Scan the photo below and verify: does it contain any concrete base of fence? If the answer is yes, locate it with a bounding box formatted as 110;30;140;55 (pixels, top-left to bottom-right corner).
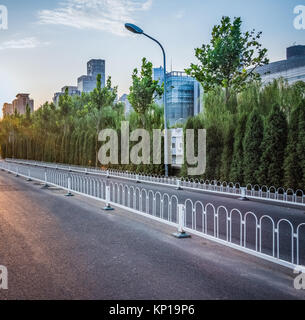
238;188;249;201
238;196;250;201
172;232;191;239
103;205;114;211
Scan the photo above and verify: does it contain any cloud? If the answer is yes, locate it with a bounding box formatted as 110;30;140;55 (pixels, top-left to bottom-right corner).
0;37;47;50
174;10;185;19
37;0;153;36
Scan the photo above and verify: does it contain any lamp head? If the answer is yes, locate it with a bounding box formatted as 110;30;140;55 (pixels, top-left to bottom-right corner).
125;23;144;34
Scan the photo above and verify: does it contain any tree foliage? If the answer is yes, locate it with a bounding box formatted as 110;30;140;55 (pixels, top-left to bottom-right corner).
258;105;288;187
186;16;269;102
128;57;163;127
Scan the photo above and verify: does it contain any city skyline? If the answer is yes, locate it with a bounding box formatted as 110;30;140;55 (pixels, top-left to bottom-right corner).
0;0;305;116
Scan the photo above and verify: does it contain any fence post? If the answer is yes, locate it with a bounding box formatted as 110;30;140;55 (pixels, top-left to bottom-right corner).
176;179;182;190
42;168;49;188
27;168;32;181
239;187;249;201
173;204;191;238
103;186;114;211
136;174;141;183
65;175;74;197
106;170;110;179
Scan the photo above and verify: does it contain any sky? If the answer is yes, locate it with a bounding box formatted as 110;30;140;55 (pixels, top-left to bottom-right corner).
0;0;305;115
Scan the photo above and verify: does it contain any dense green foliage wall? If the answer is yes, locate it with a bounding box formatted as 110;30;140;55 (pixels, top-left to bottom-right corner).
181;79;305;191
1;78;305;190
0;74;165;175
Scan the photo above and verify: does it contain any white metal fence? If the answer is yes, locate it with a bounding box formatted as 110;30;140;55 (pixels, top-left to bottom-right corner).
5;158;305;207
1;160;305;271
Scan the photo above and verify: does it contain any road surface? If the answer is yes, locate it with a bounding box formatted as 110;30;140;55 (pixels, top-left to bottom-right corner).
0;171;304;300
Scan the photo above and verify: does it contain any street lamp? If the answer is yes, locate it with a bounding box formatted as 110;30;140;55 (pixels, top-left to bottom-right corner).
125;23;169;177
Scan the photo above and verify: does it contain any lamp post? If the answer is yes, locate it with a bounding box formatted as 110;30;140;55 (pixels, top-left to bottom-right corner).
125;23;169;177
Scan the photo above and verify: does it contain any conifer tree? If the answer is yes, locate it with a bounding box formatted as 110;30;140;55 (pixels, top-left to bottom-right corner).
258;105;288;187
220;120;235;181
230;113;248;184
297;100;305;189
284;105;302;190
243;108;264;185
205;125;224;181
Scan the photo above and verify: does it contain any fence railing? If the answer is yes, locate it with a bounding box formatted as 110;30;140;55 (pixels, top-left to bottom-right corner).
1;161;305;271
5;158;305;207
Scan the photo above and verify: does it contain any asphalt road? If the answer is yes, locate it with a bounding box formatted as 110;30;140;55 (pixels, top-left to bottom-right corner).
0;171;305;300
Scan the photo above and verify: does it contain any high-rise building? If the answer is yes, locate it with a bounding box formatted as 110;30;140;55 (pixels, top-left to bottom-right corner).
78;59;106;93
256;45;305;84
2;103;13;116
53;86;80;106
119;94;133;116
153;66;164;107
12;94;34;115
87;59;106;84
2;94;34;117
153;67;203;126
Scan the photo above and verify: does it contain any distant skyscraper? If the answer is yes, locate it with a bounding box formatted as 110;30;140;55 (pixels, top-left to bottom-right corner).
53;86;80;106
78;59;106;93
153;67;203;126
119;94;133;116
2;103;13;116
2;94;34;117
13;94;34;115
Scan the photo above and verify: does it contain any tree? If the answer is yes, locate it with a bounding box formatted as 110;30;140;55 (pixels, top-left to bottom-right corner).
128;57;163;127
205;125;224;181
284;104;302;190
243;108;264;185
258;105;288;187
186;16;269;103
230;113;248;184
297;100;305;189
181;114;205;178
220;118;235;181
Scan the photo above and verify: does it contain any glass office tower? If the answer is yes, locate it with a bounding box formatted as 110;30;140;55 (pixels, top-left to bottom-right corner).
153;68;202;126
